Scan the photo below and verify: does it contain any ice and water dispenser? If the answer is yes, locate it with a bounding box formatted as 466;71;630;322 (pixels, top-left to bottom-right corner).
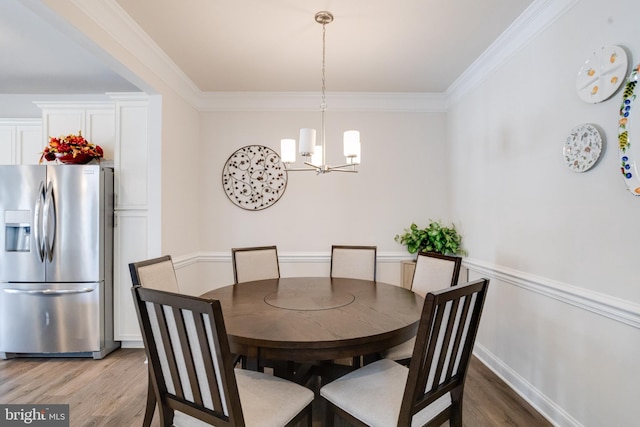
4;210;31;252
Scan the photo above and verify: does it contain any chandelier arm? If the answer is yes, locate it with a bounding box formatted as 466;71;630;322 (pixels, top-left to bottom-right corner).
284;164;319;172
327;164;359;172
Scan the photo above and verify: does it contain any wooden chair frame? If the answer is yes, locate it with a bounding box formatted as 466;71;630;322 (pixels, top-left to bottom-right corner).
411;251;463;292
330;245;377;281
323;279;489;427
129;255;180;426
132;286;312;427
231;245;280;284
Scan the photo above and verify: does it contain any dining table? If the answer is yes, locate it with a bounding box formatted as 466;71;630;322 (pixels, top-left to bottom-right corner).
200;276;423;381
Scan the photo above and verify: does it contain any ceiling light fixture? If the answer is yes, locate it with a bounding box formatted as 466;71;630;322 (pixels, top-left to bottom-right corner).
280;11;360;174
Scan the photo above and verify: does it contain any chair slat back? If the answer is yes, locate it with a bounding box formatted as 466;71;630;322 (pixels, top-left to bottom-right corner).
330;245;377;281
411;251;462;298
232;246;280;284
132;286;243;426
399;278;489;425
130;255;180;293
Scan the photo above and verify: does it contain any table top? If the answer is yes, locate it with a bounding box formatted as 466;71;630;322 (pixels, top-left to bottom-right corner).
200;277;423;362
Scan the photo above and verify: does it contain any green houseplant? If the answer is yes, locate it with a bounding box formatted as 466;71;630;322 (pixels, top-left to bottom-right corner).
395;220;466;256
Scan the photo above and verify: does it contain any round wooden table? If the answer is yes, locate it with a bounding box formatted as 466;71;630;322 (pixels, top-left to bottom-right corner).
200;277;423;372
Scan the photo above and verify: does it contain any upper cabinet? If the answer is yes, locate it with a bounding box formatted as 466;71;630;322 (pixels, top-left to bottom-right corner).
35;98;149;210
0;119;43;165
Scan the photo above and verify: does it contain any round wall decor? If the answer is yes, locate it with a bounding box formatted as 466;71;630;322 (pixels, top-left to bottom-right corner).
222;145;288;210
563;123;603;172
576;45;627;103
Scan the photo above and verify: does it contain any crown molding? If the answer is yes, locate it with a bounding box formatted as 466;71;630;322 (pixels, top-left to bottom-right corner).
66;0;577;113
445;0;581;105
195;92;447;112
69;0;202;106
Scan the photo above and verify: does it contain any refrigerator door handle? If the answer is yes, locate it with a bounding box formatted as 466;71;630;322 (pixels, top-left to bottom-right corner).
43;181;56;263
33;181;46;262
3;288;95;295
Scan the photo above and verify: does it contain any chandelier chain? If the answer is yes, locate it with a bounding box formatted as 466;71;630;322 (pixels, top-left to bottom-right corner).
321;21;327;111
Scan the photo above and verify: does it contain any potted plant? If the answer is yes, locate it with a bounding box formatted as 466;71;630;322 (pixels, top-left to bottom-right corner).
394;220;466;256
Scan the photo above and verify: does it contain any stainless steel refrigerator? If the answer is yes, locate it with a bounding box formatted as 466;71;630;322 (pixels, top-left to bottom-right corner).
0;164;119;359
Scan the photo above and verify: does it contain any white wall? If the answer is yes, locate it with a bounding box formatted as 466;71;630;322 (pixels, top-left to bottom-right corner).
449;0;640;425
198;110;451;253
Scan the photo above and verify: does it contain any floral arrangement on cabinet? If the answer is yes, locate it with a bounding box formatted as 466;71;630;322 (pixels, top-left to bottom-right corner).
39;131;104;164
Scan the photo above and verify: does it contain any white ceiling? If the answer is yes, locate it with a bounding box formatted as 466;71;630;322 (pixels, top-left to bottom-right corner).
0;0;535;97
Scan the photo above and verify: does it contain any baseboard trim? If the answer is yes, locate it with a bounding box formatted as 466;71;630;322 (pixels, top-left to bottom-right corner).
474;344;582;427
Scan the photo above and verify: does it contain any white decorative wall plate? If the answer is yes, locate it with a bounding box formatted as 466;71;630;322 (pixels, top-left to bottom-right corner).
618;64;640;196
576;45;628;103
222;145;288;210
563;123;603;172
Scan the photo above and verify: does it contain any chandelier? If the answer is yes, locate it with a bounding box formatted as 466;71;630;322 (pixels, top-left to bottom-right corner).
280;11;361;174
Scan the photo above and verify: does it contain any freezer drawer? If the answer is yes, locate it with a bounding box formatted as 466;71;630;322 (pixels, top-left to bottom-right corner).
0;282;102;355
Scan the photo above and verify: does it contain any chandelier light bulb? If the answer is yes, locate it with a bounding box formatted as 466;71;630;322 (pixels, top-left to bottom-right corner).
280;139;296;163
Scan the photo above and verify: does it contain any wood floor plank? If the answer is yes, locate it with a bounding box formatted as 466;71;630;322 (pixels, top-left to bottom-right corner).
0;349;552;426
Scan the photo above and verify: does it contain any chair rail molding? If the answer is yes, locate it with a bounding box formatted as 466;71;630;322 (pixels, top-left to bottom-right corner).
173;251;413;268
463;257;640;329
175;252;640;329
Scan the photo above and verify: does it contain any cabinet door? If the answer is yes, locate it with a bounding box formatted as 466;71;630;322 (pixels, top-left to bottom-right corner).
85;109;115;160
42;109;84;140
16;125;44;165
113;211;147;341
114;102;148;209
0;126;14;165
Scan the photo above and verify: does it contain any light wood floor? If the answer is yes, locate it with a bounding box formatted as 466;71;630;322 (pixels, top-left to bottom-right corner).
0;348;551;426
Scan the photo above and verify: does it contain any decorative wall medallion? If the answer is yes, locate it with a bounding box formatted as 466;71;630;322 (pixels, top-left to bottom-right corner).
576;45;628;103
618;64;640;196
222;145;288;210
563;124;603;172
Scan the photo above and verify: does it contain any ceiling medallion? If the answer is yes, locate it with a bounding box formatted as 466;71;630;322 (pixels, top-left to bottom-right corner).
222;145;288;210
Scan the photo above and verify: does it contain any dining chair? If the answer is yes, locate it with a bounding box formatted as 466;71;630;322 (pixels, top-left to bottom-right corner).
330;245;377;281
329;245;377;368
411;251;463;298
131;286;314;427
129;255;181;427
129;255;180;292
381;251;462;365
320;278;490;427
231;245;280;284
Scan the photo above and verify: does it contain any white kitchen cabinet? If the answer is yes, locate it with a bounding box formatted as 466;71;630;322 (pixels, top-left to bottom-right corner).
113;100;148;210
113;210;148;340
0;119;43;165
